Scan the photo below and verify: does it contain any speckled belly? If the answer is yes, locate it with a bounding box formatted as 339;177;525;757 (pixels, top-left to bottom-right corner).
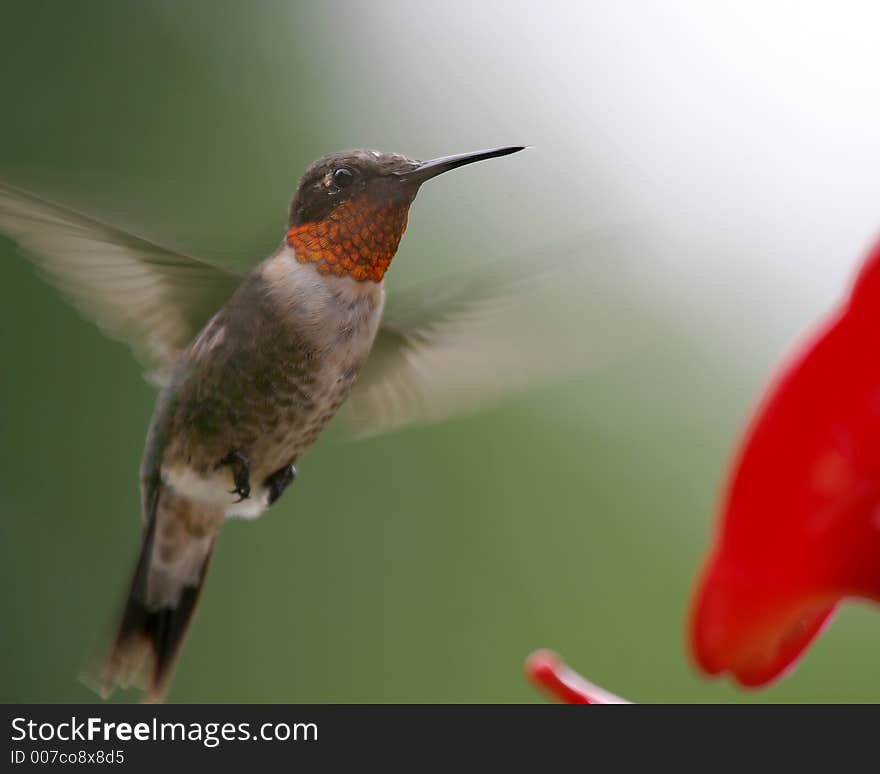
163;336;368;485
246;352;363;477
152;275;382;518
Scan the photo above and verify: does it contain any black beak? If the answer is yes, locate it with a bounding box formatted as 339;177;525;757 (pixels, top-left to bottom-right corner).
397;145;526;184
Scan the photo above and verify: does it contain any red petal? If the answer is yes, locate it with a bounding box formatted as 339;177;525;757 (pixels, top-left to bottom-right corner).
691;236;880;686
691;554;837;686
525;650;630;704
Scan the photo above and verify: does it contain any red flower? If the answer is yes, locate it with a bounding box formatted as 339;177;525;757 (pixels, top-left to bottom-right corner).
525;650;630;704
691;234;880;687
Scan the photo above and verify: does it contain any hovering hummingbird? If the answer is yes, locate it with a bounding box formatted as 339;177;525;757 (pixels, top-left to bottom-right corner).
0;145;645;701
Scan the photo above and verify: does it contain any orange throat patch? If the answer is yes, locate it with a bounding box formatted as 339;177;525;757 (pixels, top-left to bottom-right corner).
286;193;409;282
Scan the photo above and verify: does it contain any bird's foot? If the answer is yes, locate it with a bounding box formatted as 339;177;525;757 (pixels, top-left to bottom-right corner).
265;463;297;506
215;450;251;502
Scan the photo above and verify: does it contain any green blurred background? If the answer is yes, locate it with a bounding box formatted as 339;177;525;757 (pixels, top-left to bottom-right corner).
3;0;880;702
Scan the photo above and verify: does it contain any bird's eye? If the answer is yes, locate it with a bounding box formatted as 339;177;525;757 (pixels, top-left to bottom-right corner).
333;167;354;188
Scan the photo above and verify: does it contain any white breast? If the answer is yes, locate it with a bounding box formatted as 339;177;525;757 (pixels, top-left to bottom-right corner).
163;245;386;521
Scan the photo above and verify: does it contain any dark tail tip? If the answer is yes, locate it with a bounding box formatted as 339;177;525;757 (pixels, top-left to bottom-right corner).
102;584;205;702
83;496;215;703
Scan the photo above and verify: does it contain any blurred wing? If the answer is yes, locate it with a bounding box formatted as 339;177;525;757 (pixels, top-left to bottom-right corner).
342;235;658;437
0;180;242;377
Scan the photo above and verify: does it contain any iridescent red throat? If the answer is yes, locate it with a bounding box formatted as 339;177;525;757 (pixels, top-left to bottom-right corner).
286;193;409;282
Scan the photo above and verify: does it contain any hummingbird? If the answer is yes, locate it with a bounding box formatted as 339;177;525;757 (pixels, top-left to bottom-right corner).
0;146;529;700
0;145;645;701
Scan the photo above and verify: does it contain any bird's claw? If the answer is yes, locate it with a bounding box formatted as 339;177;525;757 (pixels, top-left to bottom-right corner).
215;450;251;502
265;463;297;506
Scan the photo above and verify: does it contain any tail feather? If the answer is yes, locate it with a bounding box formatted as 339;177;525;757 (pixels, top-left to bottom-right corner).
89;484;221;702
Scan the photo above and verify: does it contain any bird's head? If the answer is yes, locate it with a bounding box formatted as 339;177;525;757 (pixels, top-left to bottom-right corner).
286;146;524;282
